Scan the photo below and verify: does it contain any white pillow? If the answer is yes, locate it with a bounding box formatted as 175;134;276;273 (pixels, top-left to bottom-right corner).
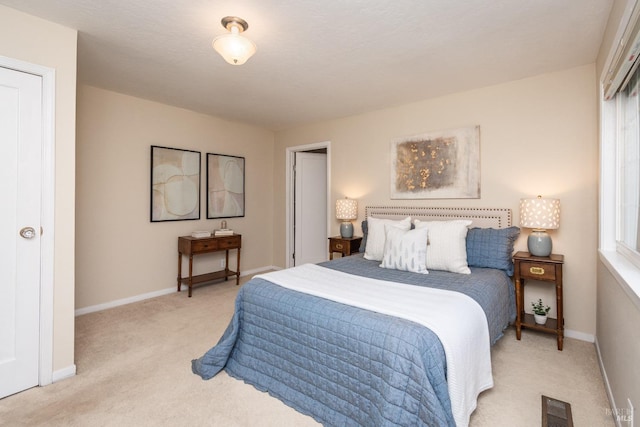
413;219;472;274
364;216;411;261
380;225;428;274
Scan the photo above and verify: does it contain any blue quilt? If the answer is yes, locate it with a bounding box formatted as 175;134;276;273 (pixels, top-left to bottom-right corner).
192;255;514;426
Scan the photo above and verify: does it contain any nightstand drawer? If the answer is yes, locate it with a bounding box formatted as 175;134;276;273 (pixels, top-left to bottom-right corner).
519;261;556;281
330;240;349;252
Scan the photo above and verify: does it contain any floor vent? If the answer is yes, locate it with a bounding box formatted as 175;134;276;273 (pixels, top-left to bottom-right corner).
542;395;573;427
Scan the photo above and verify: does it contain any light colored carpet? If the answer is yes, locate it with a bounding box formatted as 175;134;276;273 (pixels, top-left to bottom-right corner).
0;275;614;426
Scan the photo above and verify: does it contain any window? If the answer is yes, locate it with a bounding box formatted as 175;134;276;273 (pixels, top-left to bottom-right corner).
616;65;640;267
600;2;640;302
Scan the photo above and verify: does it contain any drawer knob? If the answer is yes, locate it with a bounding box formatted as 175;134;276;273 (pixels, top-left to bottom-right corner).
336;243;343;250
529;266;545;275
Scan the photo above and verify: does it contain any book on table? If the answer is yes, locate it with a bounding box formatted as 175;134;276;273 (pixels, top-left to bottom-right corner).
214;229;234;236
191;231;211;238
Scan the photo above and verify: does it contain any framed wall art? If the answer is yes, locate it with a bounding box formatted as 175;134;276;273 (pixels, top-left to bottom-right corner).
390;125;480;199
207;153;245;218
150;145;201;222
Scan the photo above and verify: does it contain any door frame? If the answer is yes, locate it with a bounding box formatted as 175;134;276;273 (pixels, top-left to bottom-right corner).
0;56;55;386
285;141;331;268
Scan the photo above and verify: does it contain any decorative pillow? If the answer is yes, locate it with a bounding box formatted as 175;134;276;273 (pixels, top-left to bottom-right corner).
466;226;520;276
414;219;472;274
380;225;428;274
359;220;368;252
363;217;411;261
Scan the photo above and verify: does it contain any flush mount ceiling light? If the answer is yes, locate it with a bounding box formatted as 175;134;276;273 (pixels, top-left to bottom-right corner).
212;16;256;65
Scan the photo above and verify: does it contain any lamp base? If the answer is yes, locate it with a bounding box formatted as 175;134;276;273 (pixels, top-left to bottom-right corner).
340;222;354;238
528;230;552;257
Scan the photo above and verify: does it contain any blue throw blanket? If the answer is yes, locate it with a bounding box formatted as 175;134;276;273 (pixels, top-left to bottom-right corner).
192;255;514;426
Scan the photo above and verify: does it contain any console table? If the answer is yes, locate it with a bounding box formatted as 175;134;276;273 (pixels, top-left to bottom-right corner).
177;234;241;297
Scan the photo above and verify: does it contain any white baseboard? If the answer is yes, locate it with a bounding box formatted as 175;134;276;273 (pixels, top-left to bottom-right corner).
565;328;595;343
595;337;619;426
75;265;277;316
75;286;179;316
52;364;76;383
243;265;282;275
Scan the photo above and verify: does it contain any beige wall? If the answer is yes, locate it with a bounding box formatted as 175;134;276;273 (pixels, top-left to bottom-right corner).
595;0;640;418
75;85;274;309
597;262;640;419
0;6;77;374
274;64;598;337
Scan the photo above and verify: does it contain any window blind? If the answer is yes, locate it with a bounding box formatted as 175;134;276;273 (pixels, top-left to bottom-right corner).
604;2;640;99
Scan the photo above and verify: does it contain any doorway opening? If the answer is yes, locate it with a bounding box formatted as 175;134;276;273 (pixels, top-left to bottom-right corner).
285;142;331;268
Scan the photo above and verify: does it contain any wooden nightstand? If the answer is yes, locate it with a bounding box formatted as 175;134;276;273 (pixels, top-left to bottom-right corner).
328;236;362;260
513;251;564;350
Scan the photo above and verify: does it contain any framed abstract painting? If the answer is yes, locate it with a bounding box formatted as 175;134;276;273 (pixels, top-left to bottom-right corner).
390;125;480;199
150;145;201;221
207;153;245;219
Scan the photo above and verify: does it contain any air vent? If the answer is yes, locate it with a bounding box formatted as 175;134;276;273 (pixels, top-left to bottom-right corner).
542;395;573;427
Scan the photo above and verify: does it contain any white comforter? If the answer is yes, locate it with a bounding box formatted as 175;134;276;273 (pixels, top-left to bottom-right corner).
256;264;493;427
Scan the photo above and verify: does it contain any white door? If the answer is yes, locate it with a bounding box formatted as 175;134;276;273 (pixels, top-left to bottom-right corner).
294;152;327;265
0;66;42;398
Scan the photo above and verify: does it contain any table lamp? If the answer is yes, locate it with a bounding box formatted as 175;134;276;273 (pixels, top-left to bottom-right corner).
519;195;560;257
336;198;358;238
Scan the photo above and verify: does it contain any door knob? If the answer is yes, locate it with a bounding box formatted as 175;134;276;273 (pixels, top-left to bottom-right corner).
19;227;36;239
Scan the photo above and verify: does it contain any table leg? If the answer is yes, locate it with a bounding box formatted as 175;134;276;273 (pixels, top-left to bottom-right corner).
557;279;564;350
177;252;182;292
236;248;241;286
515;278;522;340
224;249;229;281
557;335;564;351
188;255;193;297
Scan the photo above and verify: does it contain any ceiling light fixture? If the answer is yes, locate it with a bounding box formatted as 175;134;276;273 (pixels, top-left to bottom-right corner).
212;16;256;65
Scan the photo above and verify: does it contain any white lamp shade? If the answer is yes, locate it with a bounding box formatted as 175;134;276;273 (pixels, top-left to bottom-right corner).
212;34;256;65
520;197;560;230
336;198;358;220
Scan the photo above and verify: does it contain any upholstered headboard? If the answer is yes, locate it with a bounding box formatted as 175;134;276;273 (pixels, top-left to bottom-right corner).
364;206;512;229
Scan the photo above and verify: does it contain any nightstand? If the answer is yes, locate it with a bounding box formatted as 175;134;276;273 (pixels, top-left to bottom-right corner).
328;236;362;260
513;251;564;350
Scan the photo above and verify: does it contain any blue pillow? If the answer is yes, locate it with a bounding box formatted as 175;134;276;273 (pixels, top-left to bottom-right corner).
466;226;520;276
359;220;368;252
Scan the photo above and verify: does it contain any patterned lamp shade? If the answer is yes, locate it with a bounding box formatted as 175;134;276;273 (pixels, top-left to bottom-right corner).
336;198;358;220
520;196;560;257
336;198;357;238
519;196;560;230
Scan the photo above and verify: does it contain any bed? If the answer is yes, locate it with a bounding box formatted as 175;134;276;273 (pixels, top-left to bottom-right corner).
192;206;519;427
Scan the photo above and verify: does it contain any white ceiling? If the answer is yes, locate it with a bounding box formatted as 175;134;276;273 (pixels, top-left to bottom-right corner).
1;0;613;130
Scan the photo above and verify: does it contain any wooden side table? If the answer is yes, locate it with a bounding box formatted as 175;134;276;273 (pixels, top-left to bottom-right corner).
177;234;241;297
328;236;362;260
513;251;564;350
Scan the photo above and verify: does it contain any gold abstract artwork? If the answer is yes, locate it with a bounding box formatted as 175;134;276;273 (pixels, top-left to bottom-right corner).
394;137;457;192
390;126;480;199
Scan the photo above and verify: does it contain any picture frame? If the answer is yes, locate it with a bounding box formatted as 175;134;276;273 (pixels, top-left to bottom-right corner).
150;145;201;222
207;153;245;219
390;125;481;199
